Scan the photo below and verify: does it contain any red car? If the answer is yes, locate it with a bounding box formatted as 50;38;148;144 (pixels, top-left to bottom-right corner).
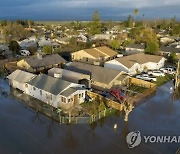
110;90;126;101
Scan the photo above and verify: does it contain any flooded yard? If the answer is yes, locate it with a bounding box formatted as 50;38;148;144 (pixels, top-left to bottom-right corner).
0;78;180;154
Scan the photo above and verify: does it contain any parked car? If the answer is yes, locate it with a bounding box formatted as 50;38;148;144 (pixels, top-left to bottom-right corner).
160;67;176;75
110;90;126;101
148;70;165;77
20;50;30;56
136;74;157;82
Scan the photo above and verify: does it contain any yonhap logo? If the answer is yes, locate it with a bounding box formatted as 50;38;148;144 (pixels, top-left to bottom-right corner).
126;131;142;148
126;131;180;149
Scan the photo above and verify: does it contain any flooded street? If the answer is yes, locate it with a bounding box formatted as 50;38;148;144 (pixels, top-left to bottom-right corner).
0;78;180;154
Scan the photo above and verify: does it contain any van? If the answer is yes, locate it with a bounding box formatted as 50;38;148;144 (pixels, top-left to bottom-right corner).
20;50;30;56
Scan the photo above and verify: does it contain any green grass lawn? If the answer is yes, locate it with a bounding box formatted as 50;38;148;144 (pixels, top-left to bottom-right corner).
128;84;148;93
154;74;174;87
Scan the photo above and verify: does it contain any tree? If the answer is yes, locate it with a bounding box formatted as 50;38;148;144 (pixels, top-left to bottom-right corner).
126;15;133;28
3;23;30;42
110;40;120;50
28;46;37;55
168;52;177;63
9;40;20;56
145;41;159;55
133;9;139;27
88;11;102;35
42;45;52;54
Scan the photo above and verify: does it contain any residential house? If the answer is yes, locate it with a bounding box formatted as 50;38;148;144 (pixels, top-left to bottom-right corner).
104;53;166;75
77;34;88;43
48;68;91;88
159;46;180;57
125;44;145;52
26;74;86;109
160;36;175;44
7;69;36;92
91;34;114;40
66;62;128;90
71;46;117;65
17;54;66;73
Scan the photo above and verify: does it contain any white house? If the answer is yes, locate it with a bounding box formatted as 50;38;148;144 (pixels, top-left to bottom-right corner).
7;70;37;92
7;71;86;110
26;74;86;109
104;53;166;75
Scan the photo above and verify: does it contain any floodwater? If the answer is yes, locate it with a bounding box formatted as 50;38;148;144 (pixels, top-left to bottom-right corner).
0;78;180;154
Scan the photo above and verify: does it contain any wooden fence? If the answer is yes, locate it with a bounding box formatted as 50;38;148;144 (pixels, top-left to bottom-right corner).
87;91;123;111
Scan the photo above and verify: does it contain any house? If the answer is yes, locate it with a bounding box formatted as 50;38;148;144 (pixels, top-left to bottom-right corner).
18;39;37;50
91;34;114;40
71;46;117;65
7;69;36;92
159;46;180;57
66;62;128;90
160;36;175;44
104;53;166;75
125;44;145;52
17;54;66;73
26;74;86;109
53;37;70;45
48;68;91;88
77;34;88;43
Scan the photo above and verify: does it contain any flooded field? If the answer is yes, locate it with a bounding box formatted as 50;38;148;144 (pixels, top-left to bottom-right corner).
0;78;180;154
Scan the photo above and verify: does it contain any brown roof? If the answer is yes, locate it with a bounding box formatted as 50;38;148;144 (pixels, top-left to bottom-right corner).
79;46;117;59
95;46;117;57
115;53;164;68
85;48;105;58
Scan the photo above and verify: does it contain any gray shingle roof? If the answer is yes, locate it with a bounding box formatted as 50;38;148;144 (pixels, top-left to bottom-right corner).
126;44;145;49
7;70;36;83
27;74;71;95
66;62;122;84
24;54;66;69
160;46;180;53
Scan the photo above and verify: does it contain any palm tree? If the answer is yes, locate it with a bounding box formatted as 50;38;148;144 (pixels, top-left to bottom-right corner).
133;9;139;27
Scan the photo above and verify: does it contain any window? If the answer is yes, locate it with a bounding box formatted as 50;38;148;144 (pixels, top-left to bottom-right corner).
79;94;81;98
61;97;66;103
68;99;71;103
33;87;36;90
86;58;88;62
40;90;42;95
25;84;28;88
81;93;84;97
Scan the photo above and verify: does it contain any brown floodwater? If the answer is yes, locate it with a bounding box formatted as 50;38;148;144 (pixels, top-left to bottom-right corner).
0;78;180;154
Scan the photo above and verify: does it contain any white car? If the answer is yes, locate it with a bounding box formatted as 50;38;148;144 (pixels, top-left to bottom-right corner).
148;70;165;77
136;74;157;82
160;67;176;75
20;50;30;56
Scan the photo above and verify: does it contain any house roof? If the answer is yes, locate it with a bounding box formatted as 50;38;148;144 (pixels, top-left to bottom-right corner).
76;46;117;59
27;74;72;95
126;44;145;49
48;68;90;80
115;53;164;68
60;87;85;97
7;70;36;83
22;54;66;69
160;46;180;53
66;62;122;85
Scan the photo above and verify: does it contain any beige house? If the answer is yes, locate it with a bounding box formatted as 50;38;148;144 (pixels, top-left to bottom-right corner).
17;54;66;73
71;46;117;65
66;62;129;90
